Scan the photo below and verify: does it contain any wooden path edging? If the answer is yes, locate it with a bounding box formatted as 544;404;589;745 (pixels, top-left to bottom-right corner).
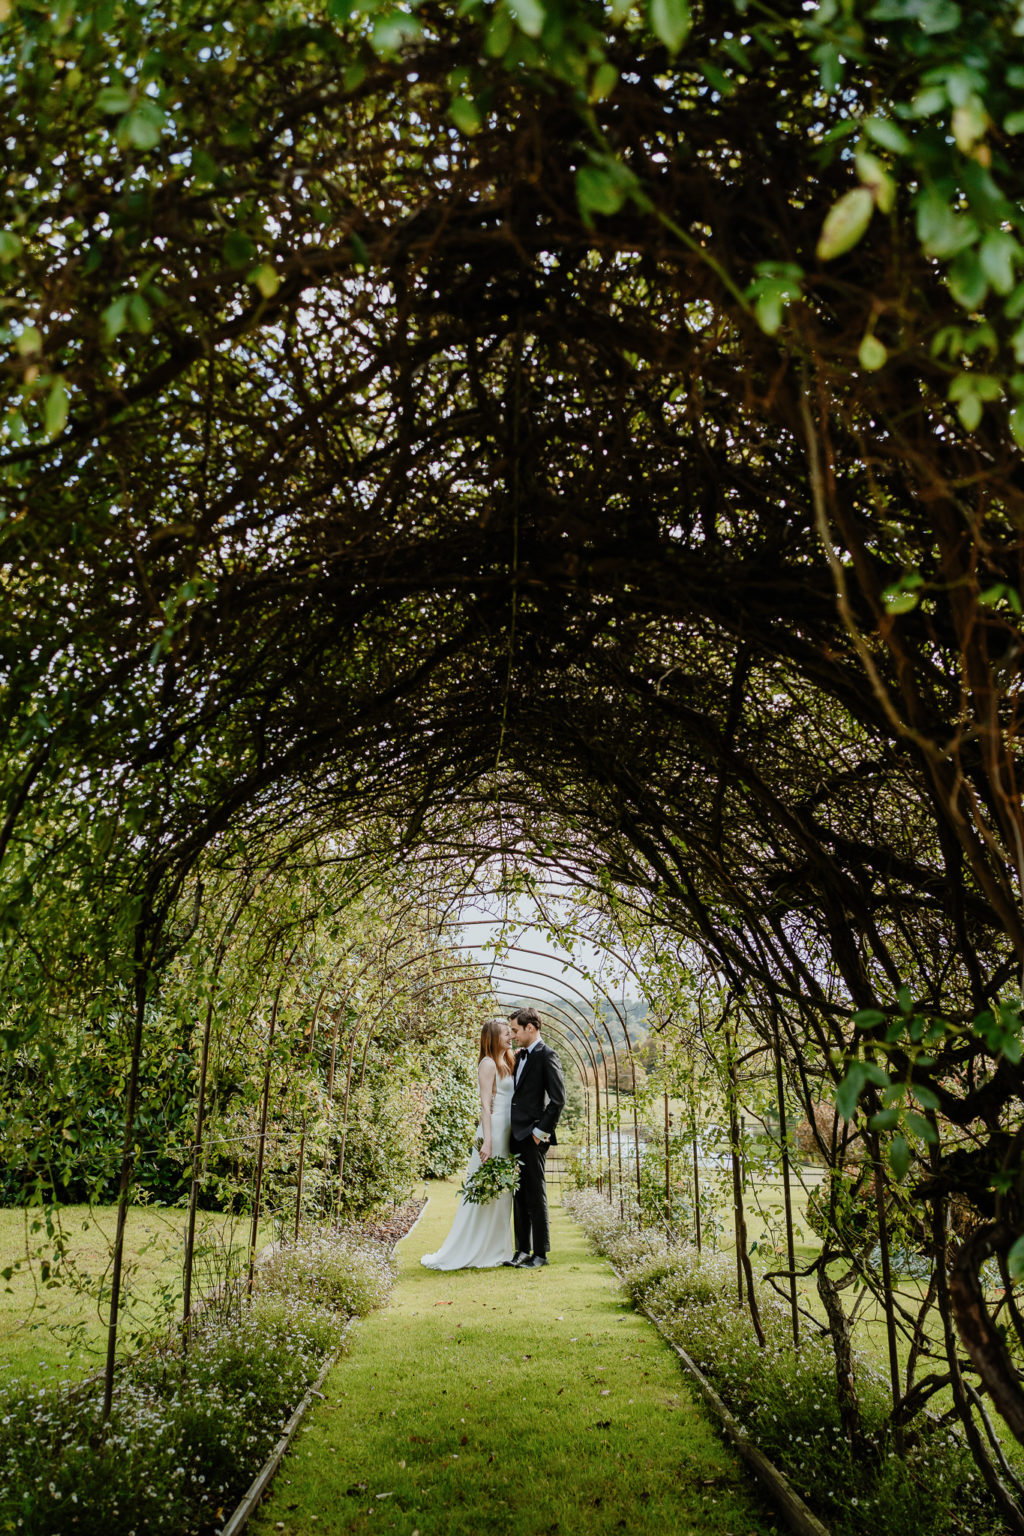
218;1322;352;1536
609;1266;831;1536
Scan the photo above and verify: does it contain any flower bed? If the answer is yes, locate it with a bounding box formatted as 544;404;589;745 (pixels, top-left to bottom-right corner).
565;1190;1007;1536
0;1226;397;1536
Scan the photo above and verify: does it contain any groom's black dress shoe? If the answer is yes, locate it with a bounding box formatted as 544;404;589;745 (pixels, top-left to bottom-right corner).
522;1254;548;1268
504;1251;530;1267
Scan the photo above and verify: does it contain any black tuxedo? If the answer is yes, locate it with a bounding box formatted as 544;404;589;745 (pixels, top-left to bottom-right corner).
510;1040;565;1257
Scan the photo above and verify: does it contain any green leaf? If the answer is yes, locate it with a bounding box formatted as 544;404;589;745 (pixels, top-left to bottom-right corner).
590;62;619;103
372;12;423;54
224;231;256;268
15;326;41;357
0;230;23;263
889;1134;912;1180
128;293;152;334
119;101;166;151
1008;1234;1024;1281
45;376;69;439
649;0;691;53
853;1008;886;1027
911;1083;940;1109
576;165;628;220
699;58;736;96
948;371;1001;430
872;0;961;33
882;587;918;613
449;96;482;135
102;295;129;341
858;334;888;371
816;186;874;261
954;392;982;430
910;85;947;116
509;0;545;37
813;41;843;93
251;263;280;299
855;146;895;214
836;1062;866;1120
979;231;1019;297
915;187;979;259
868;1107;901;1130
904;1111;938;1143
1010;405;1024;450
96;84;133;114
862;116;911;155
1004;111;1024;135
947;250;987;312
948;372;1002;403
754;291;783;335
485;5;514;53
898;985;913;1014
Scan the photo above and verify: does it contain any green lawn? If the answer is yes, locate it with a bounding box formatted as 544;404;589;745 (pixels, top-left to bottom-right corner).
252;1180;782;1536
0;1202;274;1386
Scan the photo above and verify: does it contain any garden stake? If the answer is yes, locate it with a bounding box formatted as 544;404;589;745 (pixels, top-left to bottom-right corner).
183;895;249;1343
726;1026;744;1306
248;977;285;1294
870;1129;903;1439
772;1013;799;1347
103;928;151;1420
664;1045;671;1227
727;1024;766;1344
182;982;217;1340
692;1120;702;1252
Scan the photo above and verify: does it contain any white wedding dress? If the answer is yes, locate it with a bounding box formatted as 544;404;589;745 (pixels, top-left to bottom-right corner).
421;1073;515;1270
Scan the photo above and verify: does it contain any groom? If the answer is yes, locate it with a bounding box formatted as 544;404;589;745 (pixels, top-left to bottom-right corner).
506;1007;565;1269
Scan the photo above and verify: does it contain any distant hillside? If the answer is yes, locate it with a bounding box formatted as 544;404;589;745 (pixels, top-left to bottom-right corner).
521;995;647;1057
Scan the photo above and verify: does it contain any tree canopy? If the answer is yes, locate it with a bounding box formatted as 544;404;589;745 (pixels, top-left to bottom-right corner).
5;0;1024;1461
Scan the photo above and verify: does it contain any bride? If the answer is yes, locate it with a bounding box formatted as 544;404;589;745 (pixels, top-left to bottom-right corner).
421;1018;516;1270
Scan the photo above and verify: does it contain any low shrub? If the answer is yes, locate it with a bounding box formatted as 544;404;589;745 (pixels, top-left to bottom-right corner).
258;1229;396;1317
566;1189;1009;1536
0;1225;396;1536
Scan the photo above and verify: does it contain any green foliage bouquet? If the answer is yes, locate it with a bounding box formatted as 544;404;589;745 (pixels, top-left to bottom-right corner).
461;1152;521;1206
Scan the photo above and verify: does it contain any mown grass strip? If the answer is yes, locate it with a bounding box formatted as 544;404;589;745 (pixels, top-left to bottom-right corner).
252;1182;782;1536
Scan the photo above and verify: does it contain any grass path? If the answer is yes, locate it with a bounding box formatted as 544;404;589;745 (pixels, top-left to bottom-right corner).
252;1182;780;1536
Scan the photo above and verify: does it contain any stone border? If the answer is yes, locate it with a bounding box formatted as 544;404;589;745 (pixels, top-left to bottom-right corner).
609;1266;831;1536
218;1324;351;1536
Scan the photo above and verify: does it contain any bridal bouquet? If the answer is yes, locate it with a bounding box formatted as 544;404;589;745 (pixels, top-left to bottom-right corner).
461;1152;522;1206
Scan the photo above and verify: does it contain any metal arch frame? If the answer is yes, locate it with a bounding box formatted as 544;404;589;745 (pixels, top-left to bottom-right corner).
323;947;605;1209
482;963;616;1188
447;921;646;1147
305;919;646;1214
483;982;601;1179
453;931;640;1210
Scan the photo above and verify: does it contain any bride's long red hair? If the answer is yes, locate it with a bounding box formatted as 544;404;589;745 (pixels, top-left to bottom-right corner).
479;1018;515;1078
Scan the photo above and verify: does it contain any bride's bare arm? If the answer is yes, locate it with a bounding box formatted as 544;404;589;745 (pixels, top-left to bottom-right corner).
477;1057;497;1161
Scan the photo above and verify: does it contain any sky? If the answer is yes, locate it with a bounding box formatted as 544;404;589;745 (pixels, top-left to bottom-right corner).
453;893;638;1015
